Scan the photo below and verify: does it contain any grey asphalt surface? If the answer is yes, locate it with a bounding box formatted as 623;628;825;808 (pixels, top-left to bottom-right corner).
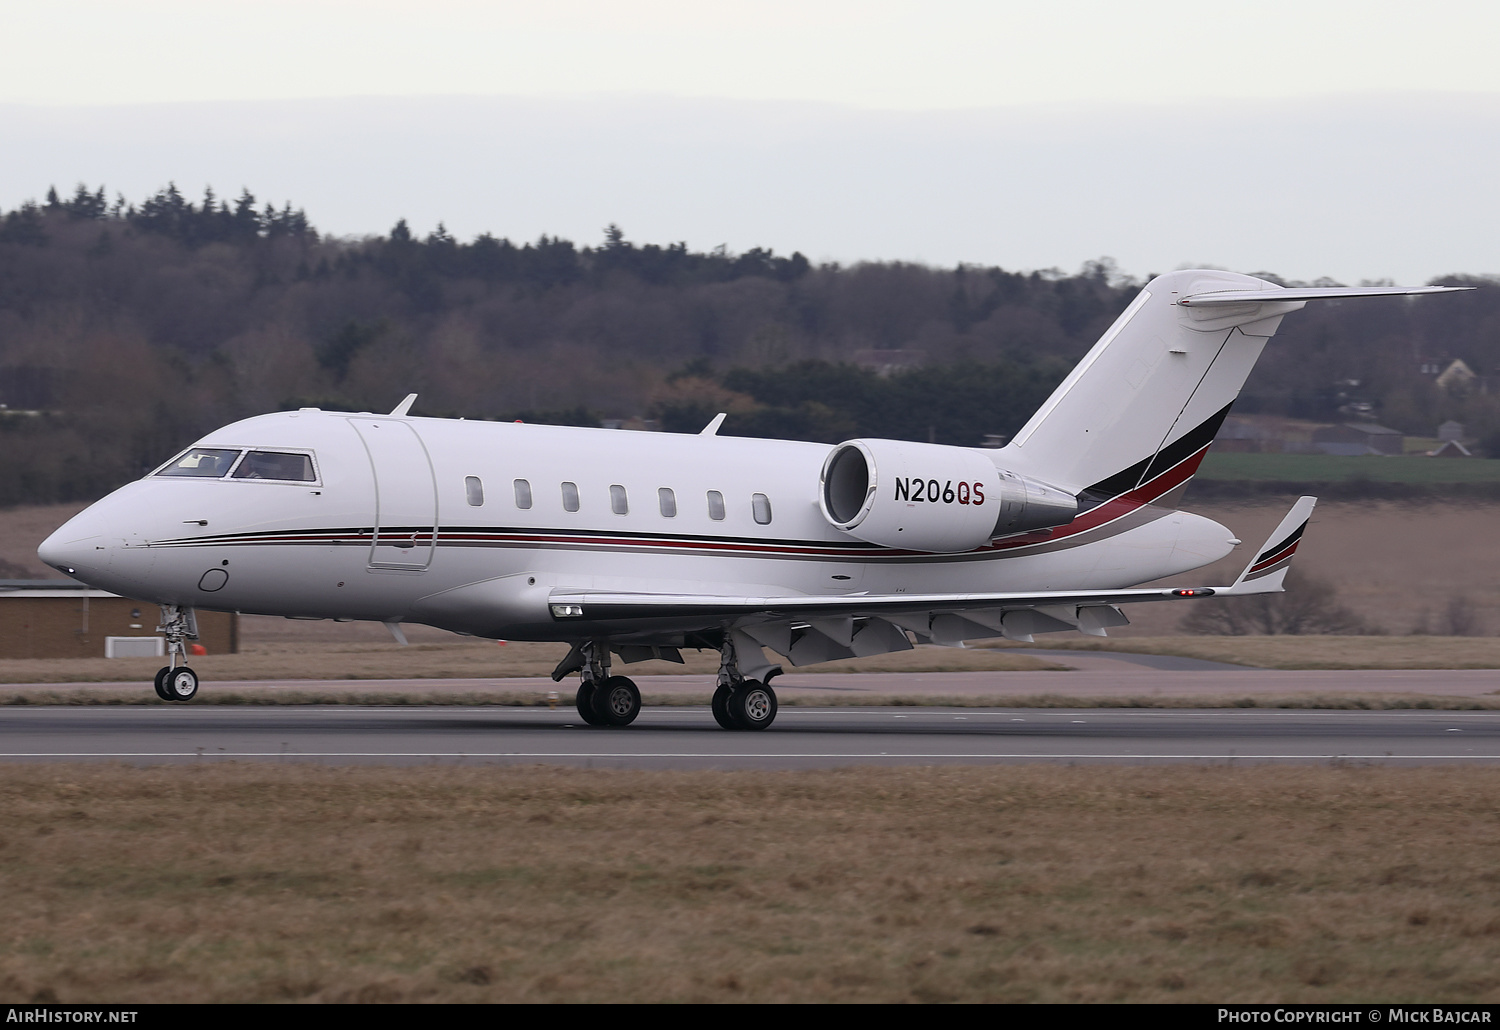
3;703;1498;768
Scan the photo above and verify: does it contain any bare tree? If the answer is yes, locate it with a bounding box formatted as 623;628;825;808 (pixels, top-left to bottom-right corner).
1178;568;1379;635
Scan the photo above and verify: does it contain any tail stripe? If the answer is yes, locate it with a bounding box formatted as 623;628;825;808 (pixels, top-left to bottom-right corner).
1082;402;1233;501
1252;520;1308;569
1241;517;1310;581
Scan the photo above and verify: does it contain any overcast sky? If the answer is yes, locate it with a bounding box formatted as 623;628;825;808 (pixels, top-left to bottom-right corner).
3;0;1497;283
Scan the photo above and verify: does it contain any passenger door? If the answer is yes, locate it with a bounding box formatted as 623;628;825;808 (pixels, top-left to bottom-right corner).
349;419;437;571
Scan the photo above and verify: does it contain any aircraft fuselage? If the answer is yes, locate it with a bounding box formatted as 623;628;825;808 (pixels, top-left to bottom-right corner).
39;409;1237;642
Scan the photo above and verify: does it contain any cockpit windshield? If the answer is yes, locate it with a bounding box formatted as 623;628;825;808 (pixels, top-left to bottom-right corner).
232;451;316;482
156;448;241;478
154;448;317;482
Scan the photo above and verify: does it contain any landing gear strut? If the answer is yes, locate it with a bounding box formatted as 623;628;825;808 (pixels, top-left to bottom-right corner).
572;641;641;727
153;605;200;702
714;632;779;731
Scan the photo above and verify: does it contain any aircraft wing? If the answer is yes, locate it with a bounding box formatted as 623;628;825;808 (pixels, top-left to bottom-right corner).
549;497;1318;666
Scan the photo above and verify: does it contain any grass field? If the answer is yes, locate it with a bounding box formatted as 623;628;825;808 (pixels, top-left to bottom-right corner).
2;764;1496;1003
1196;452;1500;484
987;635;1500;670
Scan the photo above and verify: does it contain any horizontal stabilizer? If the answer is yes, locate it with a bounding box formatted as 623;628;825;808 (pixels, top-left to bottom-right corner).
1180;286;1469;307
1221;496;1317;595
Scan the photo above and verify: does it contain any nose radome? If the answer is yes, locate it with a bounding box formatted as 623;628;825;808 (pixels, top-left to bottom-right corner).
37;527;104;578
37;501;122;580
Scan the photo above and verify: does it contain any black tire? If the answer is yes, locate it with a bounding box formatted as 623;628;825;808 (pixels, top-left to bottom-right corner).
575;683;604;725
163;666;199;702
595;676;641;727
729;680;777;731
153;666;173;701
711;683;740;730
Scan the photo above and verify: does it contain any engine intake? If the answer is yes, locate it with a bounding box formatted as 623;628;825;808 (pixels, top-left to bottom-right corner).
820;439;1077;553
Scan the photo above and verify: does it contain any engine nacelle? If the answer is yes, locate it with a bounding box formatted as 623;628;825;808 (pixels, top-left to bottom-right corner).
819;439;1078;553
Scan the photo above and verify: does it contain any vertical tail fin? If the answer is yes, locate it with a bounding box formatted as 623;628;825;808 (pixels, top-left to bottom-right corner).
1002;269;1298;501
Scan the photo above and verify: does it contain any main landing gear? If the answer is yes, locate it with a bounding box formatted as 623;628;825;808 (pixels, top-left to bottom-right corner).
712;633;779;732
554;634;780;730
152;605;200;702
571;642;642;727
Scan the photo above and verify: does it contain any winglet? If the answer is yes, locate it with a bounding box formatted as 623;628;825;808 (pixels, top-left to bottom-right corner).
389;393;418;416
1221;496;1317;595
700;412;727;436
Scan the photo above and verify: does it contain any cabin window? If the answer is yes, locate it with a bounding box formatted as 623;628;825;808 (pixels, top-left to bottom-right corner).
465;476;484;506
156;447;240;478
610;484;629;515
561;481;580;512
752;493;773;525
513;479;532;509
230;451;316;482
707;490;725;521
658;487;677;517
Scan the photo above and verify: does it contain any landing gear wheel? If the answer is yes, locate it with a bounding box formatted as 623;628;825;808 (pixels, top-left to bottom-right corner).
163;666;199;702
711;683;740;730
729;680;777;731
575;683;605;726
594;676;641;727
153;666;173;701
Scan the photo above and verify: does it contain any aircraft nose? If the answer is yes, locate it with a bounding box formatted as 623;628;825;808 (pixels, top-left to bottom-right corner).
37;526;105;578
37;501;121;580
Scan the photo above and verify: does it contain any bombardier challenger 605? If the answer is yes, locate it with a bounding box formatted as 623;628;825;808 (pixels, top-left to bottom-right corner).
39;270;1465;729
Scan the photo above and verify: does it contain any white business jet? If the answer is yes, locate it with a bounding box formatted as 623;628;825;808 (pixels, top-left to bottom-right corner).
38;270;1464;728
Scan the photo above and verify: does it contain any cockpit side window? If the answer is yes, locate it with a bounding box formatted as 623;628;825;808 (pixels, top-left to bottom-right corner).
156;448;241;478
230;451;317;482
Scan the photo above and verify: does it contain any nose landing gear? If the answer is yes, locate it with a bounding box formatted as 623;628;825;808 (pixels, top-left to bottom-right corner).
569;642;641;727
153;605;200;702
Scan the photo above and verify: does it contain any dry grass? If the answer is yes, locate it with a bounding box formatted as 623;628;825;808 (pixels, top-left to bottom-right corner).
1115;499;1500;637
988;635;1500;670
1;764;1498;1003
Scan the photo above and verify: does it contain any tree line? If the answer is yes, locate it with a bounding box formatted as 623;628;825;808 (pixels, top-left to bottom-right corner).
0;182;1496;507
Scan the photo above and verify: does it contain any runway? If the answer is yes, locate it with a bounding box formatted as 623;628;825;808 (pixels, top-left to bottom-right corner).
3;704;1498;768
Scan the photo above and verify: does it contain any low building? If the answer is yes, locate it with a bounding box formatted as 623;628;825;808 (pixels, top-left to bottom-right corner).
1212;414;1323;454
1436;359;1480;396
851;349;925;377
1311;422;1405;456
1427;440;1473;458
0;581;238;660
